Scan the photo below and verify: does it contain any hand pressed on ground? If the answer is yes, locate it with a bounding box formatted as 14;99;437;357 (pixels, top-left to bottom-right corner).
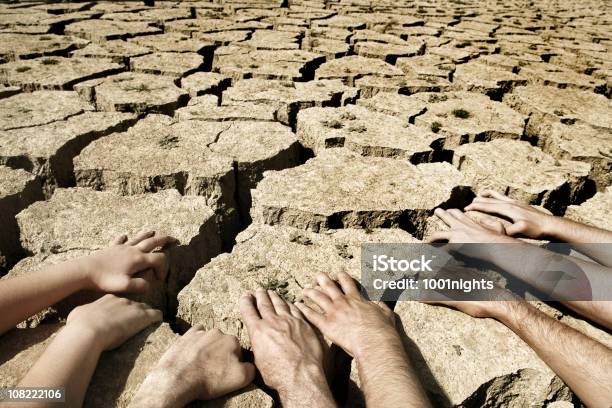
0;230;175;334
130;326;255;408
297;272;431;408
240;288;335;408
16;295;162;408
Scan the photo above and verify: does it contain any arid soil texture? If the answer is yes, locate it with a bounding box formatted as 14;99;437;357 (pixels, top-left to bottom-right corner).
0;0;611;407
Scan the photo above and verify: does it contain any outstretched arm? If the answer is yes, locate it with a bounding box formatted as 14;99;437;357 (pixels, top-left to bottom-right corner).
13;295;162;408
296;272;431;408
429;208;612;329
0;231;173;334
427;299;612;408
465;190;612;266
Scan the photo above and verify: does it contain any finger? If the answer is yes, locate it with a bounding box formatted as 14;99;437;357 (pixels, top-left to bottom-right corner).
288;303;304;319
425;231;451;243
126;230;155;246
255;288;276;319
143;252;168;281
294;302;326;330
434;208;461;228
316;273;343;300
337;271;360;298
478;190;513;202
479;218;506;234
112;234;128;245
464;201;514;219
302;287;333;312
136;234;177;252
268;290;290;315
125;277;151;293
447;208;470;224
239;294;260;339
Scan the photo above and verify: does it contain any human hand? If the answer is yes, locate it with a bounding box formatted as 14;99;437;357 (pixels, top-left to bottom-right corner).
80;231;176;293
66;294;162;352
427;207;517;243
131;326;255;407
465;190;555;238
239;289;334;406
295;272;398;360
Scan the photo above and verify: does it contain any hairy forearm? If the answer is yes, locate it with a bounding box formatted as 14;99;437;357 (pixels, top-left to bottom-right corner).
0;260;89;334
278;364;336;408
546;218;612;266
563;301;612;330
356;335;430;408
18;326;103;407
494;302;612;407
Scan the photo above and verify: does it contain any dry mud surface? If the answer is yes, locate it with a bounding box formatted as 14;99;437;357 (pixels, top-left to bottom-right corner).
0;0;611;407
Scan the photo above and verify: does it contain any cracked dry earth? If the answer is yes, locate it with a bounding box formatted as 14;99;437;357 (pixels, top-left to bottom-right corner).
0;0;611;407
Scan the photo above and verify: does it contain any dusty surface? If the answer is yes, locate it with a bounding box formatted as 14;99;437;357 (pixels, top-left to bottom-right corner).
1;0;611;407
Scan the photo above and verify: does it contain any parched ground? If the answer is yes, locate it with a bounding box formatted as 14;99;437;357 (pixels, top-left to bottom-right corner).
0;0;611;407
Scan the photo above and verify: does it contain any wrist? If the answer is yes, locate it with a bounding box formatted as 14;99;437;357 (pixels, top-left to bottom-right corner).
277;362;331;403
59;323;106;355
131;369;194;408
68;255;98;290
541;215;564;239
353;329;403;363
491;301;531;329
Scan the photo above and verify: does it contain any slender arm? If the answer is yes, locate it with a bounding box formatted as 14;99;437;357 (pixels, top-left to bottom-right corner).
0;260;90;334
11;326;103;408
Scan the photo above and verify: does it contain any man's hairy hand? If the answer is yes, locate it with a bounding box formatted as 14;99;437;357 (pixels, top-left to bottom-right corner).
239;289;334;407
295;272;398;359
465;190;555;238
81;231;176;293
66;294;162;352
131;326;255;407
